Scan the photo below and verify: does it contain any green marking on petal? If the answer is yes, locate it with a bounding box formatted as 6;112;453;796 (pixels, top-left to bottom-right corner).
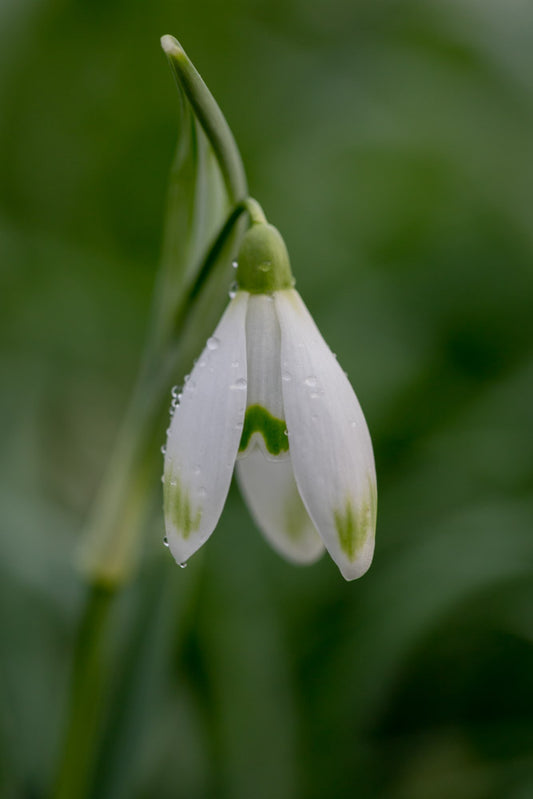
334;477;377;561
164;474;202;539
239;404;289;456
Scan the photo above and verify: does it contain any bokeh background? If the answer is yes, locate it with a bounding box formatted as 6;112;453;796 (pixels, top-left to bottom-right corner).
2;1;533;797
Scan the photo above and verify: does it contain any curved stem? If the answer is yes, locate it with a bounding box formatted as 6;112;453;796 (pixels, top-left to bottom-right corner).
161;35;248;204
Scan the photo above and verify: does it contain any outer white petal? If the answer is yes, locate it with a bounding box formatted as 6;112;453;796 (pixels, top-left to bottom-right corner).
275;289;377;580
236;449;324;564
164;291;249;564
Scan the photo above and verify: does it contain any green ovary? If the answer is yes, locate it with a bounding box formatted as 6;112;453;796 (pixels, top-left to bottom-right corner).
239;404;289;456
164;474;202;539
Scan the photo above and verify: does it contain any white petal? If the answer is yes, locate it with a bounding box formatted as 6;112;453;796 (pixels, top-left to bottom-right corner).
239;294;289;460
164;291;249;564
275;289;377;580
236;449;324;564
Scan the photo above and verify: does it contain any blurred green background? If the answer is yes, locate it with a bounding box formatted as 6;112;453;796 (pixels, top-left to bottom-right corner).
2;1;533;798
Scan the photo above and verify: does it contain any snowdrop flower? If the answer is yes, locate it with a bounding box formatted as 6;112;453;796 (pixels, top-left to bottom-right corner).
163;219;377;580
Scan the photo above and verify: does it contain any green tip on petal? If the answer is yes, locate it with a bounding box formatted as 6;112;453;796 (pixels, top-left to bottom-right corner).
164;473;202;539
239;404;289;456
236;222;295;294
334;487;375;562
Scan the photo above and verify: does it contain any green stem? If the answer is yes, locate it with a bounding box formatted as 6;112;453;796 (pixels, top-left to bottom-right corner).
51;584;116;799
161;35;248;204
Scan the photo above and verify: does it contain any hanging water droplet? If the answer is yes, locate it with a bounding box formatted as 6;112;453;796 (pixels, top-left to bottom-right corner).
160;474;165;483
171;397;179;409
171;384;180;398
284;429;289;436
163;536;169;547
178;561;188;569
160;444;167;454
304;376;318;387
207;336;219;351
230;377;247;390
232;259;238;269
228;280;239;299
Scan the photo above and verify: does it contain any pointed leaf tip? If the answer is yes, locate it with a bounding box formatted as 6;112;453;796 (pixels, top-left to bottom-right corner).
160;34;182;57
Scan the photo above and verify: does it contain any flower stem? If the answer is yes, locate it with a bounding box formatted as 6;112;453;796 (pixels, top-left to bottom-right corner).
51;584;116;799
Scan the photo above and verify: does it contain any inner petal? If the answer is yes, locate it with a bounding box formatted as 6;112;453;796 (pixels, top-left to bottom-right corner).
238;294;289;461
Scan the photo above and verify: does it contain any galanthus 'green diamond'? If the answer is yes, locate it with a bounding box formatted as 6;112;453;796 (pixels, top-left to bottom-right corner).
239;404;289;456
236;222;294;294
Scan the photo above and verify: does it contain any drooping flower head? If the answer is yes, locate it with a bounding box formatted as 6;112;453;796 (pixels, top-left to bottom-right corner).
163;215;377;580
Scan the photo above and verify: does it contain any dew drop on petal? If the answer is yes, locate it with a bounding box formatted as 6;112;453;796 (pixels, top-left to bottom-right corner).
160;474;165;483
160;444;167;454
207;336;219;351
230;377;247;390
171;384;180;398
163;536;169;547
232;260;238;269
228;281;239;299
304;375;318;387
231;360;240;368
178;562;188;569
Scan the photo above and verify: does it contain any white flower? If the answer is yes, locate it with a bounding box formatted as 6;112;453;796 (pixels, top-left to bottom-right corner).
163;221;377;580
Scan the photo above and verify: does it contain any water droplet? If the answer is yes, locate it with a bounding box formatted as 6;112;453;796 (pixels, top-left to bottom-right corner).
281;371;292;382
230;377;247;390
170;479;177;487
350;420;357;429
304;376;318;388
166;427;171;435
198;358;207;368
207;336;219;351
284;429;288;436
232;260;238;269
171;397;180;409
171;384;180;398
231;360;240;368
178;561;188;569
163;536;169;547
160;474;165;483
160;444;167;454
258;261;271;273
228;281;239;299
310;391;323;400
